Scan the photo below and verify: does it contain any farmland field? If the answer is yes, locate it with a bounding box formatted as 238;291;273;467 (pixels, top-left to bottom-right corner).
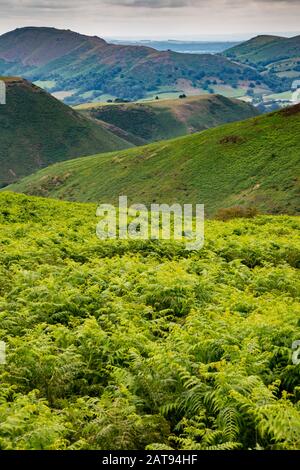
0;192;299;450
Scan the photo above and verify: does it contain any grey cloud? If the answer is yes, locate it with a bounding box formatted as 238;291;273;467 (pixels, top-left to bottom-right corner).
106;0;300;6
106;0;198;7
2;0;300;12
0;0;299;39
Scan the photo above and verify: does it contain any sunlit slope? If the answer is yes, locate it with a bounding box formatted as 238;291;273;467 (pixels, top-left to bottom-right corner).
7;105;300;216
223;34;300;66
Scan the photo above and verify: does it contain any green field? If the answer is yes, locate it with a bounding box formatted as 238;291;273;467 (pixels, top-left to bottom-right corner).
74;86;249;110
0;191;299;450
8;104;300;217
264;91;293;101
210;85;246;98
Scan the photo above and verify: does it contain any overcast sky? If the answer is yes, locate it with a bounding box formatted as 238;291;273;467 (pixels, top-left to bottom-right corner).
0;0;299;39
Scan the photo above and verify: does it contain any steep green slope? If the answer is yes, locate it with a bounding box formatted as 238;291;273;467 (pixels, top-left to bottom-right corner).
0;78;132;186
79;94;259;144
0;191;299;450
0;27;272;102
223;35;300;79
7;105;300;216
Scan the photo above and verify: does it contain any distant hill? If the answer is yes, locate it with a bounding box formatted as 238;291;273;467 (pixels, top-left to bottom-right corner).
0;78;132;186
223;35;283;61
223;35;300;81
77;94;259;144
7;104;300;217
0;27;274;103
110;39;240;54
0;27;106;69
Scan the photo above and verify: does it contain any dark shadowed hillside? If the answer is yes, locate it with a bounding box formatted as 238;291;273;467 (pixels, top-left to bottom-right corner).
0;78;131;186
78;94;259;144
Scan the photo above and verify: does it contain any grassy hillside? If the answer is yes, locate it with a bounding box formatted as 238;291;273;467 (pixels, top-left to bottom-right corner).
223;35;284;63
8;104;300;217
224;34;300;65
223;35;300;81
78;95;259;144
0;27;274;103
0;78;131;186
0;191;299;450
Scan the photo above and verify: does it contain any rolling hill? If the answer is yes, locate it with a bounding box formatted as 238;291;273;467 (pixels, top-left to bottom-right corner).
77;94;259;144
0;27;273;103
0;78;132;186
7;104;300;217
223;35;300;81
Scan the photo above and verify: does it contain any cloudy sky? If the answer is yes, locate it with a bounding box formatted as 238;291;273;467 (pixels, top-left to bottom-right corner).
0;0;299;39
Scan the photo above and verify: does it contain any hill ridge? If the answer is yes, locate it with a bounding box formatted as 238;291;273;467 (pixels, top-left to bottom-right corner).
7;104;300;216
0;26;270;102
0;77;132;186
79;93;259;144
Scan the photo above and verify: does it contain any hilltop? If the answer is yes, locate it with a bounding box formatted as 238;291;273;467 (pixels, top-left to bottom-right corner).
223;34;300;81
77;94;259;144
0;27;274;103
0;27;106;68
223;35;284;61
0;78;131;186
7;104;300;217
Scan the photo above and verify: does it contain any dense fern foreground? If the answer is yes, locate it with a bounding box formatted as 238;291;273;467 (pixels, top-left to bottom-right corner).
0;192;299;450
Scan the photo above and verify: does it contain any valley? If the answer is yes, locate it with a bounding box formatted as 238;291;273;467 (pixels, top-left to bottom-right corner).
7;104;300;217
76;94;259;144
0;27;285;105
0;191;299;450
